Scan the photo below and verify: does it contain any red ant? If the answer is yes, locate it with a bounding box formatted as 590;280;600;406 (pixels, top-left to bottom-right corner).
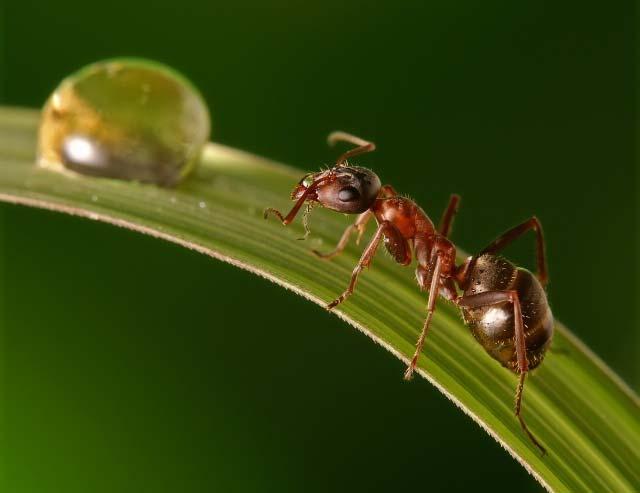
265;132;553;454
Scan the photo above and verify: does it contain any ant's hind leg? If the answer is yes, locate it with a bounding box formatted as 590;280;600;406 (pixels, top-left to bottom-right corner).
312;211;373;260
480;217;548;287
327;221;407;310
327;131;376;166
514;372;546;455
457;290;546;455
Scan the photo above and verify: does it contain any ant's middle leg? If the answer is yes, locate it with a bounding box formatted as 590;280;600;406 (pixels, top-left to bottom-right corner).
457;290;546;454
312;210;373;260
438;194;461;238
480;217;549;287
404;235;457;380
327;221;408;310
404;253;444;380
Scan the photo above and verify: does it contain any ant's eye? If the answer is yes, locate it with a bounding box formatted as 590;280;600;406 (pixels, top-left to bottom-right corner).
301;174;314;188
338;186;360;202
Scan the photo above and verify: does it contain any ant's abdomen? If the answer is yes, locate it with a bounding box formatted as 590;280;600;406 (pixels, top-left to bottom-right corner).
461;254;553;371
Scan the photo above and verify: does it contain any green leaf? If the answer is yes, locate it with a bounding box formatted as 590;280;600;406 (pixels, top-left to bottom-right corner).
1;107;638;493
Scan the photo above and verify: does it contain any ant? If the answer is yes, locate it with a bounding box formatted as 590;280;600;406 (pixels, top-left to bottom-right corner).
264;132;553;455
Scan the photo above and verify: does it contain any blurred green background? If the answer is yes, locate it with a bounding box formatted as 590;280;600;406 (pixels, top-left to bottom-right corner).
0;1;635;492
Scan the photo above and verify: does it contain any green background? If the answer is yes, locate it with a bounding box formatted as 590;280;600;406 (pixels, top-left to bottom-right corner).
0;1;635;492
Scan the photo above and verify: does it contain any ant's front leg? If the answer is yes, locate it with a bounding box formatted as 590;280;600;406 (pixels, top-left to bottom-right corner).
264;177;329;226
327;221;408;310
264;193;310;226
312;210;373;260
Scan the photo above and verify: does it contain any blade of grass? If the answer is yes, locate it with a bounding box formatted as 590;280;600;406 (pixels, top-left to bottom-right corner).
0;107;638;493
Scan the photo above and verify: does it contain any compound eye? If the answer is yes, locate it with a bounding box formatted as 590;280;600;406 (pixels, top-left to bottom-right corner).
338;186;360;202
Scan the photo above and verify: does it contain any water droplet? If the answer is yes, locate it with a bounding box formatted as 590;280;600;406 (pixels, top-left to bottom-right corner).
198;201;207;209
38;58;211;187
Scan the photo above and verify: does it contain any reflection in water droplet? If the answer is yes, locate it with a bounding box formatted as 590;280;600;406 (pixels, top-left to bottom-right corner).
38;58;211;187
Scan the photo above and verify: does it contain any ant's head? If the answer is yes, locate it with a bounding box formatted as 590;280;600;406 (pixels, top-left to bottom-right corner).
291;165;381;214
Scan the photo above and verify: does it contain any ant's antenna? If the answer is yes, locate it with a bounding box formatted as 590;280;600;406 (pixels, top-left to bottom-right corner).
327;131;376;166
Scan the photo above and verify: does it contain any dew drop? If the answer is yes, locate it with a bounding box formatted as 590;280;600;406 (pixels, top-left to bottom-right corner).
38;58;211;187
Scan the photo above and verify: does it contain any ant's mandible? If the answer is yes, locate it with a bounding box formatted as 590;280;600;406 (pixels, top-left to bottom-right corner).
264;132;553;455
